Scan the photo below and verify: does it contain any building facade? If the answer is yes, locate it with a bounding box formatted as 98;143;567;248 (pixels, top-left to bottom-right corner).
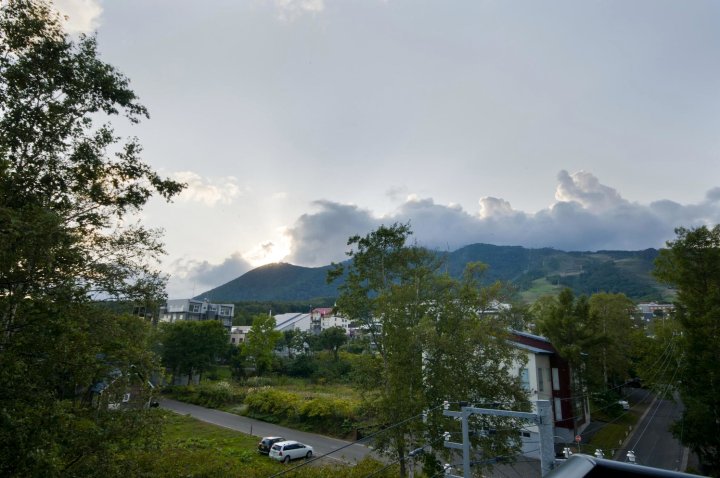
159;299;234;329
510;330;591;456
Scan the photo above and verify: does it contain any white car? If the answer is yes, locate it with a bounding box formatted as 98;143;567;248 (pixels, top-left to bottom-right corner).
618;400;630;410
268;440;314;463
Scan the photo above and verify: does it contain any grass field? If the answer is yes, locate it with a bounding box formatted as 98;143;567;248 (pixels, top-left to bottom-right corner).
153;412;397;478
585;402;641;457
519;278;562;303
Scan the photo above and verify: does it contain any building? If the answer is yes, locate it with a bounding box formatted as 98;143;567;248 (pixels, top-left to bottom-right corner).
311;307;350;332
230;325;252;345
274;312;313;333
510;330;591;456
159;299;234;329
637;302;674;322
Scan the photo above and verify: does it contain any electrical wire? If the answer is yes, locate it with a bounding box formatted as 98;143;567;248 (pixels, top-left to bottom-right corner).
267;401;447;478
631;360;682;451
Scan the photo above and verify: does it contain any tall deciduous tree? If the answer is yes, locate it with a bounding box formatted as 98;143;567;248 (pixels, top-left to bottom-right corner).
330;224;527;477
160;320;229;383
587;293;636;390
0;1;183;475
654;225;720;474
318;326;347;361
244;314;282;375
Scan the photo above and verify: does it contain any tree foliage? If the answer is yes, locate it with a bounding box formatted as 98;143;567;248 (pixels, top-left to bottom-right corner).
330;224;527;477
654;225;720;474
243;314;282;375
0;1;182;475
536;289;596;369
318;326;348;361
159;320;229;383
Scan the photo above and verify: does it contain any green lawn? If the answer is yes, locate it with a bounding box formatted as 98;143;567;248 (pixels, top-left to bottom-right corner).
148;412;396;478
586;406;641;457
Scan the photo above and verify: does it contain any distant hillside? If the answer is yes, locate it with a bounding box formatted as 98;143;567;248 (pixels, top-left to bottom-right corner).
196;262;339;302
196;244;670;303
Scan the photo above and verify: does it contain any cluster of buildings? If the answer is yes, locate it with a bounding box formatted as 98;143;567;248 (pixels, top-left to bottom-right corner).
157;297;679;457
157;297;596;454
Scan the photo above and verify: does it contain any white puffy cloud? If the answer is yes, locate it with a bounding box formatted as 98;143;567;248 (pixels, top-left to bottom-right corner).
172;171;244;206
283;171;720;265
54;0;102;34
554;170;625;213
173;170;720;294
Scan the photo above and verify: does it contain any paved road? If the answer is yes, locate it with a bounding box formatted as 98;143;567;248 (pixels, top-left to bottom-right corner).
615;390;687;471
160;398;376;465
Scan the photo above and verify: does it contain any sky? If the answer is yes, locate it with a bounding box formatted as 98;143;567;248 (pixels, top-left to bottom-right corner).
53;0;720;298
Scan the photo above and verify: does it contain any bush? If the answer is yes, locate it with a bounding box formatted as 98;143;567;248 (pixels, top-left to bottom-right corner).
163;381;245;408
286;355;318;378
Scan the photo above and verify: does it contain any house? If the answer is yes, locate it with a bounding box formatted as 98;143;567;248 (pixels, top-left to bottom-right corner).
311;307;350;333
509;330;591;457
230;325;252;345
159;298;234;330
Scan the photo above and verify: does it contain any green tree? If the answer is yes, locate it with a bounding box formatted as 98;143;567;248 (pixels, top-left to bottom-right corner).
160;320;228;383
0;1;183;475
587;293;636;390
244;314;282;375
330;225;527;477
318;326;348;361
654;225;720;474
536;289;595;366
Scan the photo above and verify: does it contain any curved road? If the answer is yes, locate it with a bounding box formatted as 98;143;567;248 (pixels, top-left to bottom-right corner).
160;398;376;465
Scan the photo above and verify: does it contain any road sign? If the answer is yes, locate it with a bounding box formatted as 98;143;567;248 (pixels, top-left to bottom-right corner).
575;435;582;443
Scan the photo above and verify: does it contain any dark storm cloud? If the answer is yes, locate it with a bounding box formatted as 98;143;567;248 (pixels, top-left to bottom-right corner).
169;253;254;296
284;172;720;266
285;200;378;265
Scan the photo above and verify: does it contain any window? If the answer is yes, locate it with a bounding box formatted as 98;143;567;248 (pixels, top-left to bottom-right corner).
519;368;530;390
554;397;563;420
537;368;544;392
552;368;560;391
190;303;200;313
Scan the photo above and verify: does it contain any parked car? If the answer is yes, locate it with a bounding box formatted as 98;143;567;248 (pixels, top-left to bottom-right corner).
258;436;285;455
618;400;630;410
269;440;314;463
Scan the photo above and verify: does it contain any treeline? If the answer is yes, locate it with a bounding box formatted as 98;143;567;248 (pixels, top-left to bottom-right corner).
231;299;336;325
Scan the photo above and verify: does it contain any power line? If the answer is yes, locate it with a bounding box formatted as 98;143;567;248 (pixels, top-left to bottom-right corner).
267;401;447;478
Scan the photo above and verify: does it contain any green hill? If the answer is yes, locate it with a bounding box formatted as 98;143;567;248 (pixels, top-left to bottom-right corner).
196;262;339;302
195;244;670;303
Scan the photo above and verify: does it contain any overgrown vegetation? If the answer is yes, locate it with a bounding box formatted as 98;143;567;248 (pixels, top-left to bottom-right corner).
128;412;397;478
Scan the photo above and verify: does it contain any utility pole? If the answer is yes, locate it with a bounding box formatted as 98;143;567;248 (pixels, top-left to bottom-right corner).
443;400;554;477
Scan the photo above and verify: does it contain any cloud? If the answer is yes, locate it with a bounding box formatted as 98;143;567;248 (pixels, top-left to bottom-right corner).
168;253;254;297
269;0;325;21
284;200;377;265
180;170;720;292
172;171;244;206
554;170;625;213
282;171;720;265
54;0;102;34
